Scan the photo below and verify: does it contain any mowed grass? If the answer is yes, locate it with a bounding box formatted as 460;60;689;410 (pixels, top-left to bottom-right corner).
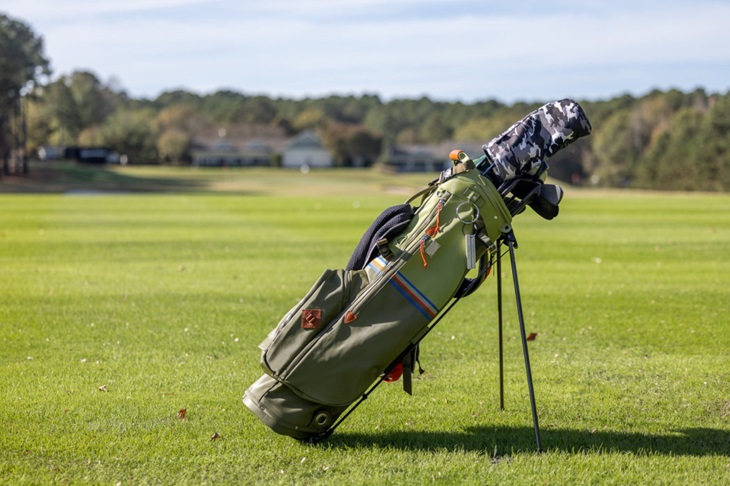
1;169;729;484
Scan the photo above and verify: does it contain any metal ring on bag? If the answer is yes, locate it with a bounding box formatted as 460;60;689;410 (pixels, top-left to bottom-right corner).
314;411;330;428
456;201;480;224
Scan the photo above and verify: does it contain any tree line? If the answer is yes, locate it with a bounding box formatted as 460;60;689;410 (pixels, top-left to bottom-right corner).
2;11;729;191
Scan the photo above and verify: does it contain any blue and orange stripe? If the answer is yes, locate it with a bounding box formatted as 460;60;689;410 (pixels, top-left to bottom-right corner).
367;256;439;319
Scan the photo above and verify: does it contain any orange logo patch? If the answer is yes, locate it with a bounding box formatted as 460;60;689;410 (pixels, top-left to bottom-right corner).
301;309;322;329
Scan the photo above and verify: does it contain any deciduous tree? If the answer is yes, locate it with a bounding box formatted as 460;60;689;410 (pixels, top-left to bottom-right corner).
0;13;50;174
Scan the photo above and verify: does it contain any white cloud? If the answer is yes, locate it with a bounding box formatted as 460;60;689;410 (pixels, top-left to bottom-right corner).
4;0;730;101
4;0;214;19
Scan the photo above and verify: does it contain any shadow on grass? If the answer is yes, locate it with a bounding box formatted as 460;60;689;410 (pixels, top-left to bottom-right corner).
324;425;730;457
1;162;223;194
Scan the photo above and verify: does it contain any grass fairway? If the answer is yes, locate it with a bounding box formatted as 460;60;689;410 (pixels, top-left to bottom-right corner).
1;166;729;484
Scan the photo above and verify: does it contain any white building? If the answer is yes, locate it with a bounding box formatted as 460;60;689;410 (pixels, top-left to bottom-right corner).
191;138;274;167
281;131;333;168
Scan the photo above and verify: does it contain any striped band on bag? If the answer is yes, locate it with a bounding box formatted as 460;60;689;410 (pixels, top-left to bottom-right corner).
367;256;439;319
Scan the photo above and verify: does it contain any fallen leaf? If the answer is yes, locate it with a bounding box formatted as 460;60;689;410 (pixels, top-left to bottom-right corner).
177;408;187;421
526;333;537;341
210;432;221;441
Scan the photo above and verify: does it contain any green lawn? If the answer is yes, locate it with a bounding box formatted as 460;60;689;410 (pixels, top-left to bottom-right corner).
1;167;729;484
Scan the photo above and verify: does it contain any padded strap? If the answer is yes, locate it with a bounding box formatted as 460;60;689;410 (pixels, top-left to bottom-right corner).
454;229;495;299
346;204;415;271
453;254;491;299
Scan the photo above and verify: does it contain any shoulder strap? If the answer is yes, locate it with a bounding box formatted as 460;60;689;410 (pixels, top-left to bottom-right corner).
345;204;415;271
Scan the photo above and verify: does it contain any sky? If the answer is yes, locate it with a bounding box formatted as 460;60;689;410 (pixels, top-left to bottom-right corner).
3;0;729;103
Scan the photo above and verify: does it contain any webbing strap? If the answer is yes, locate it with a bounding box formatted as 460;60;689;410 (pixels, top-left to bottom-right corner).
400;346;425;395
402;352;413;395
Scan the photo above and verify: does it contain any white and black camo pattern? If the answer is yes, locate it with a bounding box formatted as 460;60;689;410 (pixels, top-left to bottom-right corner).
483;99;592;181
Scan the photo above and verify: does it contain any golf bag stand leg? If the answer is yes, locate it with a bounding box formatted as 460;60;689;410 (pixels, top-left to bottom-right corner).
497;231;543;453
497;241;505;411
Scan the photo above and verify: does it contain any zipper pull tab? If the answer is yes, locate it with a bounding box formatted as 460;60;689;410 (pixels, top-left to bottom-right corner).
464;226;477;270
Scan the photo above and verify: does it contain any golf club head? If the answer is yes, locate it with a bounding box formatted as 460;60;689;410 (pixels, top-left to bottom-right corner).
528;184;563;220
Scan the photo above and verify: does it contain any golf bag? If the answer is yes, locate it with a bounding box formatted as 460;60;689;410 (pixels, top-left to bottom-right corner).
243;99;592;442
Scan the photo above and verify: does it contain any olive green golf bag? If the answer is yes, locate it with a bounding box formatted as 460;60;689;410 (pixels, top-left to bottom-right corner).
243;99;592;444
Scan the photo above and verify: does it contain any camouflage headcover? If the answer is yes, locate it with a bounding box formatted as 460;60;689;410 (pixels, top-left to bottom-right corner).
483;99;592;181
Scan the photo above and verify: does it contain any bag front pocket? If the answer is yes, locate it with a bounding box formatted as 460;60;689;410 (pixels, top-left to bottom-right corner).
260;268;368;377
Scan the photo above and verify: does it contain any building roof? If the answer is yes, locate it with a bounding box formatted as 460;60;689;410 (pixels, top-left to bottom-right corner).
284;130;325;151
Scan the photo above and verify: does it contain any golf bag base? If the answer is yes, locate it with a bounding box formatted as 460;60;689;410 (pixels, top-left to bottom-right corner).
244;374;347;441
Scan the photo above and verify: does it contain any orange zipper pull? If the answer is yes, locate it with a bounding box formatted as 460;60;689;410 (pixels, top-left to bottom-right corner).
419;238;429;269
